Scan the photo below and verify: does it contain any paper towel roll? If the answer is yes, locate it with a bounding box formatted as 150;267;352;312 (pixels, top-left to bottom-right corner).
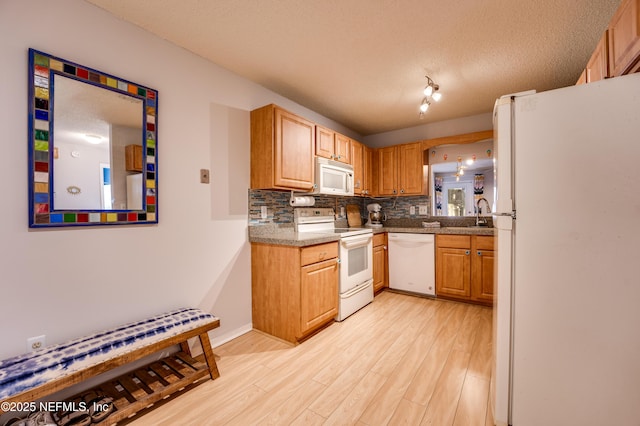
290;196;315;207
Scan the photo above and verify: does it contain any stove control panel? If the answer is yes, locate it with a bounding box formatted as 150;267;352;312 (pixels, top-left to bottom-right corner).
294;208;335;224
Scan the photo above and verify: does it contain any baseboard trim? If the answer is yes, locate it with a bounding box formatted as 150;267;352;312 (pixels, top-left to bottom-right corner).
210;323;253;349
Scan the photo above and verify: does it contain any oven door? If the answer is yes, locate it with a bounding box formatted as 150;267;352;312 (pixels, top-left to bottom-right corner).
339;234;373;293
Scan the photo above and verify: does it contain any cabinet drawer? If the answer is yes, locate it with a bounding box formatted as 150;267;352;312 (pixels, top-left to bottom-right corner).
437;235;470;249
373;233;386;247
475;236;494;250
301;242;338;266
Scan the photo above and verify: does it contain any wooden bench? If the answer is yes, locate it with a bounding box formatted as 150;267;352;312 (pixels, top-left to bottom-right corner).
0;308;220;424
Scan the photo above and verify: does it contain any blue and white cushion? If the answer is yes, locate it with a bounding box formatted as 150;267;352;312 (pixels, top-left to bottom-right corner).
0;308;218;401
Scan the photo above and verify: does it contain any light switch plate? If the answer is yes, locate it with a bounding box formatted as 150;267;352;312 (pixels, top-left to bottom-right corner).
409;206;416;215
200;169;210;184
419;205;428;215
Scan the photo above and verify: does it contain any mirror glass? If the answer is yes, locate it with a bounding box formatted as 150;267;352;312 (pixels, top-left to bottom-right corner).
28;49;158;227
429;139;494;217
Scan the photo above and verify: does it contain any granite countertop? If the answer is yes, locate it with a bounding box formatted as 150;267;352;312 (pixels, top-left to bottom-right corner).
249;223;494;247
372;226;495;236
248;226;341;247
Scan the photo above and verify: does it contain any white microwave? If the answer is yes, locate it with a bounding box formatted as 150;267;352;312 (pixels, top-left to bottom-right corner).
313;157;354;196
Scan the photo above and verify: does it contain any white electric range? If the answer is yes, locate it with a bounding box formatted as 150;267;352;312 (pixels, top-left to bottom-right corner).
294;208;374;321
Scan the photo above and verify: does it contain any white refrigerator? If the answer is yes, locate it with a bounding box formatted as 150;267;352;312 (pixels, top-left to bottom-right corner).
492;73;640;426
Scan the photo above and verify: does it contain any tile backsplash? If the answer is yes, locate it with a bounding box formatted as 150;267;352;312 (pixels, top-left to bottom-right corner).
248;189;433;225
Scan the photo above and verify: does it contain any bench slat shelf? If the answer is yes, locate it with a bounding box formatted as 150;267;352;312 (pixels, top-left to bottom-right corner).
85;351;210;425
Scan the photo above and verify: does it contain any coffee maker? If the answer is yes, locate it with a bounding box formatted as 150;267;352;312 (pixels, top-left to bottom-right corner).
365;203;384;228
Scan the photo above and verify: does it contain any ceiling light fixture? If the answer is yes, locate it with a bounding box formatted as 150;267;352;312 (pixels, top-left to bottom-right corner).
419;75;441;119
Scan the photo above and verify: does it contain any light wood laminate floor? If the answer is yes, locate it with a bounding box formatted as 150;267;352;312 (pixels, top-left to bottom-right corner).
129;291;494;425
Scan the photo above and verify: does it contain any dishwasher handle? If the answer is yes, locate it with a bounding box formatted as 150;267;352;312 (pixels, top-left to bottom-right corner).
388;233;434;247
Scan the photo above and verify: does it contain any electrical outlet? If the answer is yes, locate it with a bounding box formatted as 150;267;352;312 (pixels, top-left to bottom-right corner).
27;335;46;352
409;206;416;215
261;206;268;219
200;169;210;184
419;205;428;215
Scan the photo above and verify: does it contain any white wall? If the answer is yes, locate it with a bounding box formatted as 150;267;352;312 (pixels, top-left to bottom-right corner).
0;0;355;360
363;112;493;147
0;0;495;361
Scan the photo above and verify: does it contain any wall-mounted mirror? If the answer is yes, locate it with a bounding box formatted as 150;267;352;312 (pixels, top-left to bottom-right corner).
28;49;158;227
428;139;494;217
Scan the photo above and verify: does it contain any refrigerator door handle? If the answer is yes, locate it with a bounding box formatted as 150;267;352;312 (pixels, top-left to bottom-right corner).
494;210;517;220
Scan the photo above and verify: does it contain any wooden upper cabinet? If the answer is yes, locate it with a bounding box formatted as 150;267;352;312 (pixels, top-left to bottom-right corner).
608;0;640;76
350;139;372;196
125;144;143;172
376;142;424;196
315;126;351;164
315;126;335;160
334;133;351;164
398;142;424;195
377;146;398;196
586;31;610;82
251;104;315;191
362;146;373;195
351;140;364;195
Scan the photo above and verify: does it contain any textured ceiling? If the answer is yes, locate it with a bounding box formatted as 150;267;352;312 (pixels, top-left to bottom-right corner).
84;0;620;136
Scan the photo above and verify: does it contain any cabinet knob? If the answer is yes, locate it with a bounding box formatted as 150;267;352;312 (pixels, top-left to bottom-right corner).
393;189;397;194
465;250;470;255
400;188;405;194
383;245;387;250
477;251;482;256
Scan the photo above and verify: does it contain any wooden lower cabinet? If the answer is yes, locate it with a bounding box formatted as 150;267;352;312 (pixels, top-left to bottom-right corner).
435;234;494;306
471;236;495;304
251;241;339;343
372;233;388;293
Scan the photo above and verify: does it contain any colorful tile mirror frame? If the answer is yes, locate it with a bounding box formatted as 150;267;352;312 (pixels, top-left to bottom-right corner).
28;49;158;227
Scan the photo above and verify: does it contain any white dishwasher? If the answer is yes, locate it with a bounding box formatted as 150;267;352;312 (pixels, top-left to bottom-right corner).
388;233;435;296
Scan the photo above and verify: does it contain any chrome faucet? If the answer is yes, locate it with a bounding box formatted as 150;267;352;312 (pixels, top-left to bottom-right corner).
476;197;491;226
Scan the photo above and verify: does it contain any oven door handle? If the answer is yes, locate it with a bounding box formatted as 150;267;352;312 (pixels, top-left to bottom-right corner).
340;235;373;249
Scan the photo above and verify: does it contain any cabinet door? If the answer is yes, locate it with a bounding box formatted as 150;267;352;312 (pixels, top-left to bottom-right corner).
363;146;373;195
398;142;424;195
315;126;335;159
125;144;143;172
334;133;351;164
472;249;494;304
608;0;640;76
436;247;471;298
275;108;315;190
377;146;398;195
373;243;387;292
586;31;610;82
351;140;364;194
300;258;339;334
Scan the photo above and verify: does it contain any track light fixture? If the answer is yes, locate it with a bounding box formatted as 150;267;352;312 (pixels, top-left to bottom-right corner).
419;75;441;118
